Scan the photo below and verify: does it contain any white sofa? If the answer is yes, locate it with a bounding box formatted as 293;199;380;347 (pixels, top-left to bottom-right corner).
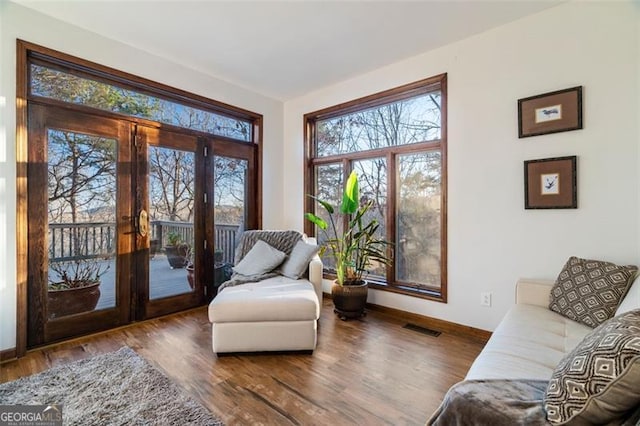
428;275;640;425
207;238;323;354
466;276;640;381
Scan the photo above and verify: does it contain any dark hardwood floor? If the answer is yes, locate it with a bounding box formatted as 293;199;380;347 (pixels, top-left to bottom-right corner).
1;299;487;425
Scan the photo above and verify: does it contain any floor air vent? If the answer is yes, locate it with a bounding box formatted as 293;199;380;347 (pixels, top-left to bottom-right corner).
403;323;441;337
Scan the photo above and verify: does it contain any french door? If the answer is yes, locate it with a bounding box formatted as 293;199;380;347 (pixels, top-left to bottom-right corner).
28;105;133;345
26;105;224;346
135;126;204;320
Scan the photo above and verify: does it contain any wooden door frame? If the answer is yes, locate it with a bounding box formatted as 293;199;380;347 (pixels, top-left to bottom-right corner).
16;39;29;357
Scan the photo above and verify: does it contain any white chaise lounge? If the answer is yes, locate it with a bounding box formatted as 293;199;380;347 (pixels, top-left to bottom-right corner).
207;231;323;354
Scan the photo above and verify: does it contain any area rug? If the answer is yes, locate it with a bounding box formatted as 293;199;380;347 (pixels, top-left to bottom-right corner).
0;347;224;425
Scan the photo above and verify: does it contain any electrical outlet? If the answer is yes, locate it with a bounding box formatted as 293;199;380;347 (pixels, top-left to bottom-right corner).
481;292;492;307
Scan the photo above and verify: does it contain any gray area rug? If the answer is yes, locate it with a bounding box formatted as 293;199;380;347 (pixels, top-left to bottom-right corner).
0;347;223;425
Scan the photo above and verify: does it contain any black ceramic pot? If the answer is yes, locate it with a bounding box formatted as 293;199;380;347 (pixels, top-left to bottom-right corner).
331;280;368;320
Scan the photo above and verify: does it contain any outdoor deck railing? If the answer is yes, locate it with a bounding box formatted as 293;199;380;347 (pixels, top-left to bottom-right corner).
213;224;239;264
49;222;115;262
49;221;241;264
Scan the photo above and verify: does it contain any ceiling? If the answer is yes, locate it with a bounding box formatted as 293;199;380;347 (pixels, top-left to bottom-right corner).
13;0;562;101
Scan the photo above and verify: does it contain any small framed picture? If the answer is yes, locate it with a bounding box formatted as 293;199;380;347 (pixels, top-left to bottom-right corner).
524;156;577;209
518;87;582;138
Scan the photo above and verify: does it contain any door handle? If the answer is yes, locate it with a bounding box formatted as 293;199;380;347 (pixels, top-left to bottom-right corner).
138;210;149;237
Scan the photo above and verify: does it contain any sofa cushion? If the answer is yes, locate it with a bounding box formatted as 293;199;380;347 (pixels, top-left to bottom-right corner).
465;304;592;381
544;309;640;424
232;240;286;276
208;276;320;323
279;240;320;279
549;256;638;328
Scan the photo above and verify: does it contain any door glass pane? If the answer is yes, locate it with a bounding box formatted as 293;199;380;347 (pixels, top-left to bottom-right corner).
148;146;195;299
47;130;117;319
396;151;442;289
352;158;387;279
213;156;247;268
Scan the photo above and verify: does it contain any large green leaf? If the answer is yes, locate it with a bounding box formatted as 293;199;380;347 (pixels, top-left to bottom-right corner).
304;213;327;230
340;170;359;215
308;195;334;214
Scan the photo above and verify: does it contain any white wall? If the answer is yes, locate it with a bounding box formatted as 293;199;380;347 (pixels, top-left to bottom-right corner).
283;1;640;332
0;2;284;351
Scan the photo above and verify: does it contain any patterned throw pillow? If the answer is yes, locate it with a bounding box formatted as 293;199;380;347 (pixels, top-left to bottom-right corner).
549;257;637;328
544;309;640;424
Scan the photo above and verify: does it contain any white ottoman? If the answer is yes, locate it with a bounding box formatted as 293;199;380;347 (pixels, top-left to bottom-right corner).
208;275;320;354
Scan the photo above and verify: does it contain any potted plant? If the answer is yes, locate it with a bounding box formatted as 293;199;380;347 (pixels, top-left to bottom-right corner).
48;257;110;319
164;231;189;269
305;171;392;320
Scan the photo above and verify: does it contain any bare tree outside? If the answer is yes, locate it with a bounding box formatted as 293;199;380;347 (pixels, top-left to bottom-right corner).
47;130;117;265
316;93;441;157
48;130;117;225
149;147;195;223
353;158;387;277
32;64;159;119
397;152;442;287
156;103;251;141
213;157;247;226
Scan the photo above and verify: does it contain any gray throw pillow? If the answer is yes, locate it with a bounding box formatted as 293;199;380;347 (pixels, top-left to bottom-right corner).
279;240;320;279
544;309;640;424
549;256;638;328
232;240;286;276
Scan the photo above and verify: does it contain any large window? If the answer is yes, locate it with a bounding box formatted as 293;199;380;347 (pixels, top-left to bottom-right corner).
304;74;447;301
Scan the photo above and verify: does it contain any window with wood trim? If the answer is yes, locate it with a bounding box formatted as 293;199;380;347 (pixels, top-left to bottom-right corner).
304;74;447;301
